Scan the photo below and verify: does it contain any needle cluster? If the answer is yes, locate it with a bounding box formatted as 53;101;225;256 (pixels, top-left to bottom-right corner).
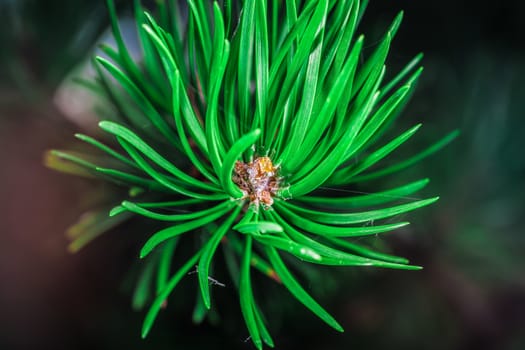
47;0;457;348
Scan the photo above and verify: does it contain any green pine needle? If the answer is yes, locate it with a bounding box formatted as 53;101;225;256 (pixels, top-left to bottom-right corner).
47;0;457;347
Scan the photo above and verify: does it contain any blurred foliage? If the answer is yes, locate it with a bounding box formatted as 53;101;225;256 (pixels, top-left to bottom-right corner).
428;53;525;285
0;0;134;102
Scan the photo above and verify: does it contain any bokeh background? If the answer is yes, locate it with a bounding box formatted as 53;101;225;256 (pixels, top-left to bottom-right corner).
1;1;524;349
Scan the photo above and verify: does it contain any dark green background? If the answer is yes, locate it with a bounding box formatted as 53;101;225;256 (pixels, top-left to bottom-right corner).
1;1;524;349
